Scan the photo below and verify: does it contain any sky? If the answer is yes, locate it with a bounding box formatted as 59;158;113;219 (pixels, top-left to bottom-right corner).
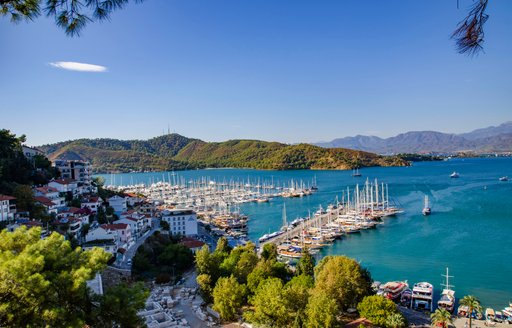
1;0;511;146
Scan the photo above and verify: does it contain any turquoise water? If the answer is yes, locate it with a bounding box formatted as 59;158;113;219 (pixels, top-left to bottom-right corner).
98;158;512;308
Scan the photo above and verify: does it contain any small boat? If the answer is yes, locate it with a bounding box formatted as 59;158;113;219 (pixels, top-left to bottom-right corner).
499;176;509;181
495;311;504;323
411;282;434;312
352;168;362;177
400;288;413;307
422;195;431;216
485;308;496;321
450;171;460;178
437;268;455;313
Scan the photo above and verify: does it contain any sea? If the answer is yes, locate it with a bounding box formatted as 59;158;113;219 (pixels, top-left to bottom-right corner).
97;157;512;309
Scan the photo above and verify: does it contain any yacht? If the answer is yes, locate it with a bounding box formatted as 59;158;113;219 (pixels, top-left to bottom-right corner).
499;176;509;181
411;282;434;312
352;168;362;177
450;171;460;178
378;281;409;301
437;268;455;313
422;195;431;216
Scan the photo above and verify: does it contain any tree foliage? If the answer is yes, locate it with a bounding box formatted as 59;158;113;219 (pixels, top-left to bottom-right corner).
459;295;483;328
296;246;315;278
0;226;111;326
313;256;373;312
357;295;403;328
212;276;245;322
452;0;489;56
0;0;143;36
92;282;149;328
306;290;340;328
430;308;453;328
245;278;290;327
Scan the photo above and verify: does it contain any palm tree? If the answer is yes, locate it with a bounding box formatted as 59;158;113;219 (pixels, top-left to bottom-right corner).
431;308;453;328
459;295;483;328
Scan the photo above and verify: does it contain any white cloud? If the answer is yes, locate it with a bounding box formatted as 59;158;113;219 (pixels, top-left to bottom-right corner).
49;61;107;72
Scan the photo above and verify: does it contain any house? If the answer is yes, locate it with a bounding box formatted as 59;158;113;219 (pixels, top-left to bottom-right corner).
34;186;65;207
34;196;59;215
49;178;79;195
180;237;205;253
108;195;127;214
84;227;119;256
58;217;82;240
0;195;16;222
161;209;198;236
114;215;150;240
101;223;133;246
81;196;103;213
124;193;143;206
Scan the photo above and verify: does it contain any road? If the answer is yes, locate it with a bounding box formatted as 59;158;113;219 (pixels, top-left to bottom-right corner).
117;218;160;269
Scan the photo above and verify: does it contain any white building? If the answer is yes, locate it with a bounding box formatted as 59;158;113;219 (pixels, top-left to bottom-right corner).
53;160;92;186
101;223;133;246
0;195;16;222
49;179;79;195
34;186;65;208
84;227;119;256
34;196;59;215
108;195;127;214
81;196;103;213
161;209;198;236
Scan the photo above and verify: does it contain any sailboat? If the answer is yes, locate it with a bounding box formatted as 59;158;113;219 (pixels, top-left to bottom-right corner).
438;267;456;313
352;167;362;177
422;195;431;216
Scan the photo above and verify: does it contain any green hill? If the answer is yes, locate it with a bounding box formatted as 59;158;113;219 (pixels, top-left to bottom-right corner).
38;134;408;173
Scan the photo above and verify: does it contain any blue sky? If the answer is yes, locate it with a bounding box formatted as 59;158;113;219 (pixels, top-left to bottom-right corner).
1;0;511;146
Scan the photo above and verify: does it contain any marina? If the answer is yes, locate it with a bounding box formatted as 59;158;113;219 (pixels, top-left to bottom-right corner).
98;157;512;309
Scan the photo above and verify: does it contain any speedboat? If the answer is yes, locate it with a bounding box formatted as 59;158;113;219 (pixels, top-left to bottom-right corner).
450;171;460;178
499;176;509;181
411;282;434;312
485;308;496;322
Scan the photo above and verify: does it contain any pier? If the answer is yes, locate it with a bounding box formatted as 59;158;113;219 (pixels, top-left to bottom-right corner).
259;211;337;248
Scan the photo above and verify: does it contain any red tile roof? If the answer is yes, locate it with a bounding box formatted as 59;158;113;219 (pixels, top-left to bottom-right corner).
51;178;76;185
180;238;205;249
0;195;16;201
35;186;59;194
101;223;129;230
34;196;56;207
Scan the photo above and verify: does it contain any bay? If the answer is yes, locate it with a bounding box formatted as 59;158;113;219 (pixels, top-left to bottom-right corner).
97;157;512;309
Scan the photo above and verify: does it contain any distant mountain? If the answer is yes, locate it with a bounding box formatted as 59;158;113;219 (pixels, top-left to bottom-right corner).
38;134;408;173
315;122;512;154
459;121;512;140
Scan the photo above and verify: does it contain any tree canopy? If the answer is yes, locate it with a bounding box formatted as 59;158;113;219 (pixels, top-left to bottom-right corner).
0;226;110;326
0;0;142;36
357;295;405;328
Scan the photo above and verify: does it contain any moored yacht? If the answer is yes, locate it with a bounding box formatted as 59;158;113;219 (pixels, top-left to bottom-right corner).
437;268;455;313
378;281;409;301
411;282;434;312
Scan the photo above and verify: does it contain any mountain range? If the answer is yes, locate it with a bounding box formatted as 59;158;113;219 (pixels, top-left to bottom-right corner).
314;121;512;154
38;135;407;173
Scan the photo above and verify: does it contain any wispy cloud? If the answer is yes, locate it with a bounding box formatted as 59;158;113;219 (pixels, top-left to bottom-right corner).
49;61;107;72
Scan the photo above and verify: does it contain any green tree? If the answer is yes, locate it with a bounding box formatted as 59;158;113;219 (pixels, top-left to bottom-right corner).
459;295;483;328
430;308;453;328
284;274;314;327
306;290;340;328
296;246;315;278
386;313;407;328
245;278;290;327
0;226;111;326
0;0;142;36
197;273;214;304
313;256;373;312
93;282;149;328
12;183;49;222
357;295;402;328
160;220;170;232
215;236;231;254
261;243;278;261
212;275;245;321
